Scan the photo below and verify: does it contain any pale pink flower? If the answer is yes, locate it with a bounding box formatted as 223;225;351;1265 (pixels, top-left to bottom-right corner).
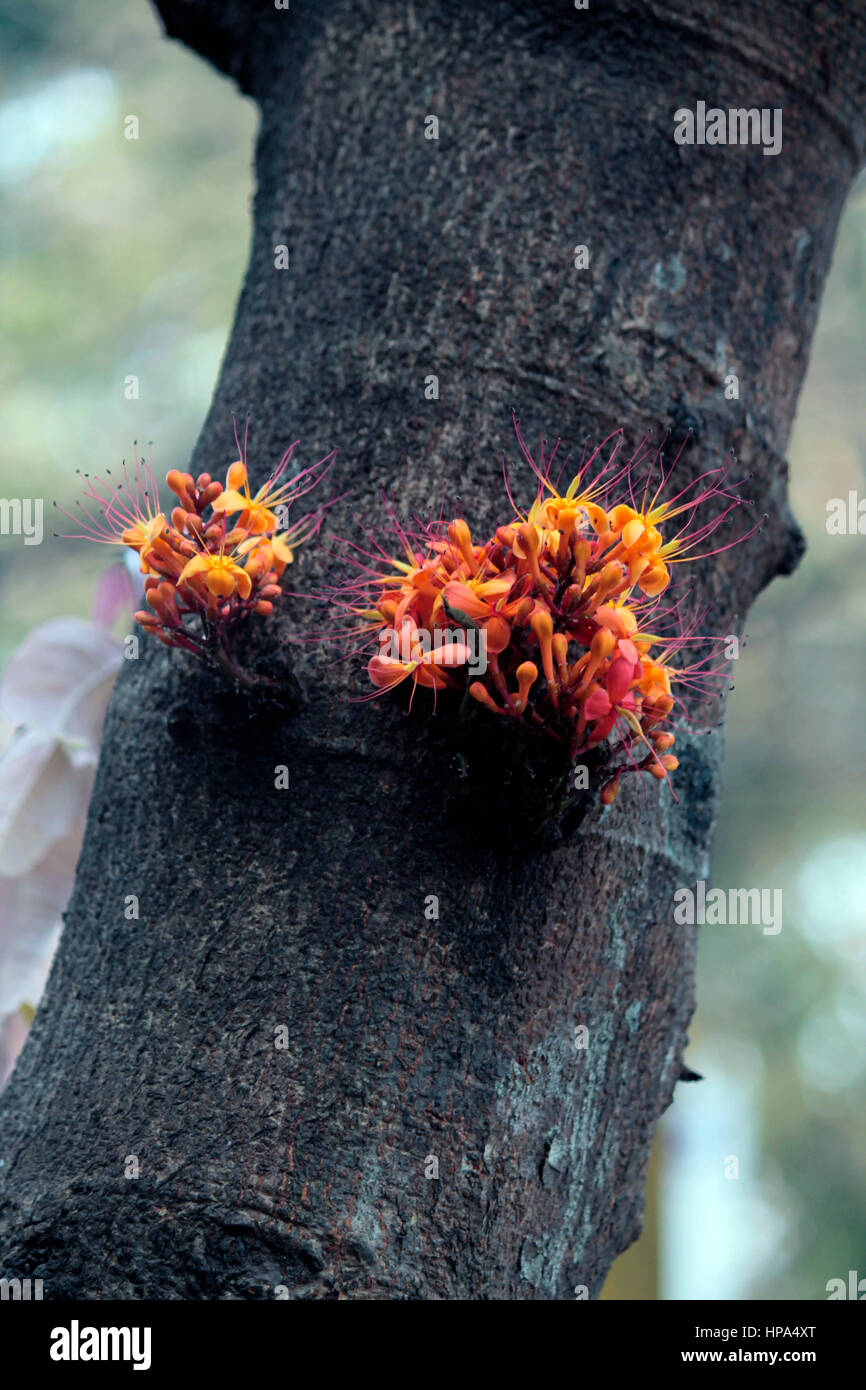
0;617;122;1079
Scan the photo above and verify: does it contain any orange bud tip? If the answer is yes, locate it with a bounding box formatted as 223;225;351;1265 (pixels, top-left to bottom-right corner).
469;682;500;712
515;660;538;710
601;776;621;805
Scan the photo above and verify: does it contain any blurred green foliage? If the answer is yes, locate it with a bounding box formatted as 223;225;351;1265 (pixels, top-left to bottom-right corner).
0;0;255;657
704;203;866;1295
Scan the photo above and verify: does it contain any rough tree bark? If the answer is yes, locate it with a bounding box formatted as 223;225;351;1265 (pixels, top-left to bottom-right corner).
1;0;864;1299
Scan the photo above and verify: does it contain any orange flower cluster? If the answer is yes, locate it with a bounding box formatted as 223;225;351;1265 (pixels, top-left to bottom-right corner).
340;426;752;803
57;438;333;685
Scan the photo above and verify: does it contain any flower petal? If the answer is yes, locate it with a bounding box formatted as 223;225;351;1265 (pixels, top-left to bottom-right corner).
583;686;612;721
0;732;92;876
442;580;490;621
607;656;635;704
61;666;121;767
178;554;209;585
209;488;249;515
0;617;120;733
621;517;646;551
235;567;252;600
422;641;471;668
368;654;413;690
639;563;670;596
0;828;81;1018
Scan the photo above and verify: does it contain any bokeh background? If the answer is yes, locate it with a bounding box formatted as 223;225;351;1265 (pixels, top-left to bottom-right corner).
1;0;864;1300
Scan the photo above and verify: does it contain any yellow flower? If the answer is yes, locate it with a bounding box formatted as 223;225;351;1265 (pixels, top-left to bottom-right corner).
211;449;328;537
121;514;169;572
178;550;252;599
210;460;282;534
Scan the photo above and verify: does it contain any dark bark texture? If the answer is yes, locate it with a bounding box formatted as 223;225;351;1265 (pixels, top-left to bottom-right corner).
1;0;865;1299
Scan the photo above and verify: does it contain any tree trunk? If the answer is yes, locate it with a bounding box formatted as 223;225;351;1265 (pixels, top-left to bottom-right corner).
1;0;864;1299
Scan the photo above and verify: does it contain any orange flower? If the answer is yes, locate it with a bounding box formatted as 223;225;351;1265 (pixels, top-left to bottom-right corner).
330;416;752;806
178;549;253;600
60;428;333;687
368;620;472;695
212;445;334;535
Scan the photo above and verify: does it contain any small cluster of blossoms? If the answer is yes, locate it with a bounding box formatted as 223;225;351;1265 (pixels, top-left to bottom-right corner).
57;433;333;686
334;424;755;803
